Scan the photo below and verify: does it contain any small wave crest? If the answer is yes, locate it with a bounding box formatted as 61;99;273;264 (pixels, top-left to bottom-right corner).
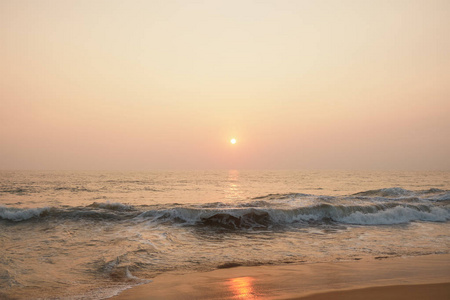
353;187;449;200
87;202;134;211
429;192;450;202
0;206;51;222
0;202;139;223
353;187;414;197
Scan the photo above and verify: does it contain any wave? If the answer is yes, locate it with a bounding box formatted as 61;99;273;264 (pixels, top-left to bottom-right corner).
1;203;448;226
138;203;449;228
353;187;448;198
0;186;95;194
353;187;414;197
87;202;134;211
54;186;93;192
2;187;449;226
429;192;450;202
0;206;51;221
0;187;36;194
0;202;139;222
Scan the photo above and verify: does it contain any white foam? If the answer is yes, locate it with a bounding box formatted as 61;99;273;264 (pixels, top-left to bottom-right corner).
0;206;50;221
339;206;449;225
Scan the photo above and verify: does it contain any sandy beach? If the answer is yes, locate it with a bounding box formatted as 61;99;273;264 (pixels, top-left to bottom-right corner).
111;254;450;300
296;283;450;300
2;0;450;298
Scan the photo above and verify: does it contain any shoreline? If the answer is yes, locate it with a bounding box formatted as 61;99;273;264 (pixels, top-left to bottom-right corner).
295;282;450;300
110;254;450;299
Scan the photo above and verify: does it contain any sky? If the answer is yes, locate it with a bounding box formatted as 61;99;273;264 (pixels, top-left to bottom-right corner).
1;0;449;170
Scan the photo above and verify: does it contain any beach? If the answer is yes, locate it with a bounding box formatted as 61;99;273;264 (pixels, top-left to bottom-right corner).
1;170;449;299
111;254;450;299
3;0;450;298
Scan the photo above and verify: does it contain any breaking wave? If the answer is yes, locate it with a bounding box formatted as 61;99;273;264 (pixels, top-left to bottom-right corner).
0;206;51;221
1;188;449;227
0;202;139;222
138;204;449;227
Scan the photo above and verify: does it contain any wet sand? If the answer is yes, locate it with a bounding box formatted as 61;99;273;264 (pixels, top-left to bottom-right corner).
296;283;450;300
111;254;450;299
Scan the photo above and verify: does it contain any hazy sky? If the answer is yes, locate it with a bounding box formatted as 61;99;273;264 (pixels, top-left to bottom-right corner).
1;0;449;170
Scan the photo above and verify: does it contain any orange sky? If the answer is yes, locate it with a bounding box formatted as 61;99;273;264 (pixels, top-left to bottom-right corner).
1;0;449;170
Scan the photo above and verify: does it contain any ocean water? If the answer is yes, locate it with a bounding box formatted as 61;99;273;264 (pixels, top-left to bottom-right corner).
1;170;449;299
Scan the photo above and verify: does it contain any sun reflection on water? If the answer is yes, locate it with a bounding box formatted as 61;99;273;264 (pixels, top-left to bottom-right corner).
225;170;243;201
227;276;258;299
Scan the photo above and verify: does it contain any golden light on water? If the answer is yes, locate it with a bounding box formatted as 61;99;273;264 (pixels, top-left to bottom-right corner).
230;138;237;145
225;170;242;201
227;277;257;299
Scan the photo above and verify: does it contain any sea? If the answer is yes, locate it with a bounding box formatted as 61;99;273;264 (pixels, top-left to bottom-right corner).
1;170;449;299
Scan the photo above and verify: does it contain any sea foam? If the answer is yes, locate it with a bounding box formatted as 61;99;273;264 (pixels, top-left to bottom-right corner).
0;206;50;221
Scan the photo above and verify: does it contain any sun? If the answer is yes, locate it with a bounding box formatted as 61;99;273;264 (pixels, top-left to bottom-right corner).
230;138;237;144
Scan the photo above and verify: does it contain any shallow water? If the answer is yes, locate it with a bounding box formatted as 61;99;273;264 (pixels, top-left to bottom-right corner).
1;170;449;299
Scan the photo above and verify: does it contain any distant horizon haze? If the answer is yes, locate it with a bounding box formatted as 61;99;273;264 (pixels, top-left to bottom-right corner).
1;0;449;171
